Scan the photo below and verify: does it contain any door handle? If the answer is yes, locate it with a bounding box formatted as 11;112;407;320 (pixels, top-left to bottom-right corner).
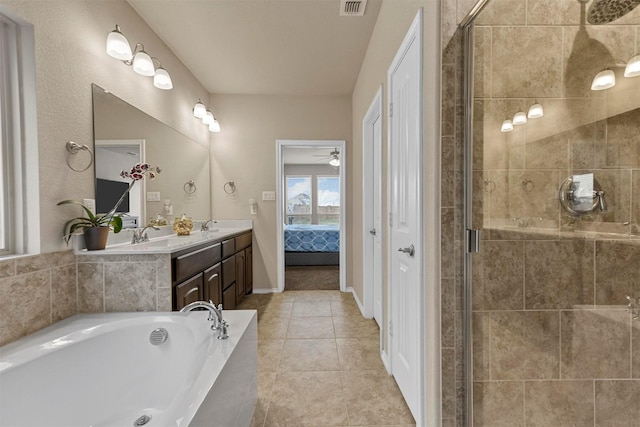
397;244;415;257
369;228;377;236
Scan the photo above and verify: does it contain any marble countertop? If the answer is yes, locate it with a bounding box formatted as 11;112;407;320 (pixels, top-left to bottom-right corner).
74;220;252;255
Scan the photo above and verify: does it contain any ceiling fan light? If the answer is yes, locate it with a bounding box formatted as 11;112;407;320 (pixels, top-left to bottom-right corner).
153;67;173;90
202;110;214;125
329;157;340;167
527;102;544;119
106;25;132;61
624;55;640;77
513;111;527;125
132;49;155;76
591;69;615;90
501;119;514;133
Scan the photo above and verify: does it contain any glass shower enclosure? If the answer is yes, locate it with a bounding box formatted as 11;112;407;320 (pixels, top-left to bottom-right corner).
463;0;640;424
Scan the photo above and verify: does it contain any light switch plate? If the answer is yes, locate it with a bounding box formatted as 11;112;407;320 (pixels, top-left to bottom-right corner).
147;191;161;202
82;198;96;215
262;191;276;201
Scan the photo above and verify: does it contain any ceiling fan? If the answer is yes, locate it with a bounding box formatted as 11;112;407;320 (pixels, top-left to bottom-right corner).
313;148;340;167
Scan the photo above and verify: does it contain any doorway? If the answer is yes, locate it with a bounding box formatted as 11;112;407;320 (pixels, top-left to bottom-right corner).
276;140;347;293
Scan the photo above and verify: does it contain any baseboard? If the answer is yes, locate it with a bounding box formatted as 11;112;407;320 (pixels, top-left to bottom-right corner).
350;288;367;317
380;347;391;374
252;288;279;294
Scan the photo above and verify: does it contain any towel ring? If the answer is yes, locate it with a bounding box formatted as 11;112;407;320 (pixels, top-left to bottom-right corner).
224;180;236;194
65;141;93;172
184;180;197;194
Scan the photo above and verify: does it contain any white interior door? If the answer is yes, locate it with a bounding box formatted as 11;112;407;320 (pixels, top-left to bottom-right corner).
363;87;383;326
387;12;423;424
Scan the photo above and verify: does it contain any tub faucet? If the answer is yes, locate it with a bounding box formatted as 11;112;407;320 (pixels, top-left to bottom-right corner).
201;219;218;232
180;300;229;339
130;225;160;244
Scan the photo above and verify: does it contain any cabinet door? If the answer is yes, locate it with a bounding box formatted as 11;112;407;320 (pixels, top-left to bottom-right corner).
222;255;236;289
222;283;236;310
175;273;203;310
235;251;245;304
204;263;222;306
245;246;253;295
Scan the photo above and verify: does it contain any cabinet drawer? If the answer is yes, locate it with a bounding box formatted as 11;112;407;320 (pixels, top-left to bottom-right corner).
221;254;236;289
235;232;252;251
222;283;236;310
221;238;236;258
204;263;222;306
174;243;221;283
175;273;203;310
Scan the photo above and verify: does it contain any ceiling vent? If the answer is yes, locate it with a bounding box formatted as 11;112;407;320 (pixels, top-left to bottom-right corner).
340;0;367;16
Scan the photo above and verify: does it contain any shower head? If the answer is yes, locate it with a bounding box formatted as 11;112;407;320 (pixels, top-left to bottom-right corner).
587;0;640;24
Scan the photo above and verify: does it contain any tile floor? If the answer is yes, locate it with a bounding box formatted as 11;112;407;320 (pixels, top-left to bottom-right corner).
237;289;415;427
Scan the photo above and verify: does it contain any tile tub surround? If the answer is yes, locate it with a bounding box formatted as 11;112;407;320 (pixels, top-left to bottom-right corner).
239;290;415;427
0;251;77;346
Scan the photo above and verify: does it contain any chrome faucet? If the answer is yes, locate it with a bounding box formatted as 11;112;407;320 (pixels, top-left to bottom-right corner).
201;219;218;232
130;225;160;244
180;300;229;339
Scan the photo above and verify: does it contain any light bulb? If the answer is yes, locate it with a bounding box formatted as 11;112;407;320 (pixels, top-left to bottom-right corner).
591;69;615;90
624;55;640;78
527;102;544;119
106;25;132;61
501;119;514;133
153;67;172;90
193;101;206;119
202;110;214;125
132;49;155;76
513;111;527;125
209;120;221;133
329;157;340;167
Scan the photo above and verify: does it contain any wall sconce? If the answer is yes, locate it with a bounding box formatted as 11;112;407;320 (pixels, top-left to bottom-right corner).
512;110;527;125
591;69;616;90
624;55;640;77
192;100;221;132
106;25;173;90
527;101;544;119
500;118;514;133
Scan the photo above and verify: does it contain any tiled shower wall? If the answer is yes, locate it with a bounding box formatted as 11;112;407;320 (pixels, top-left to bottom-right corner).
470;0;640;425
0;251;171;346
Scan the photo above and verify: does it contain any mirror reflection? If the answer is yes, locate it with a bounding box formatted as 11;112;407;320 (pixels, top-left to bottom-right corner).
92;84;211;227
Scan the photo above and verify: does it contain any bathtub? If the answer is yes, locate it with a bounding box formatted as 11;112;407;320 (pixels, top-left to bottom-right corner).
0;310;257;427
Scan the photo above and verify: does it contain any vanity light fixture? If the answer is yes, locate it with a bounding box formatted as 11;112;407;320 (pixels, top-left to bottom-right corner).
624;54;640;77
513;110;527;125
527;101;544;119
192;101;221;132
193;100;207;119
591;68;616;90
500;119;514;133
106;25;173;90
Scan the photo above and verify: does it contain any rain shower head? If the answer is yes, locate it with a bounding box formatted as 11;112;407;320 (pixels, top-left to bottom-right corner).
587;0;640;24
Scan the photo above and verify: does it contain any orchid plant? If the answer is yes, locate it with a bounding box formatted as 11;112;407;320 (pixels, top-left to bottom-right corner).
58;162;161;244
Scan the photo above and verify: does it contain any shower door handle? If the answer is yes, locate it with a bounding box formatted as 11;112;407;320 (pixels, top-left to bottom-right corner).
398;244;415;257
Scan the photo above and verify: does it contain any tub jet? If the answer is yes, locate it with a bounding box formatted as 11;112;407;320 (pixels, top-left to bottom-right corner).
134;414;152;426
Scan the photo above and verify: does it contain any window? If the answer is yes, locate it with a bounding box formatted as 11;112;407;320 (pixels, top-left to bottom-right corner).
0;10;39;256
317;176;340;225
286;176;312;224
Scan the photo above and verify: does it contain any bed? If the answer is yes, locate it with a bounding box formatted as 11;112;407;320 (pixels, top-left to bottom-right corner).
284;224;340;266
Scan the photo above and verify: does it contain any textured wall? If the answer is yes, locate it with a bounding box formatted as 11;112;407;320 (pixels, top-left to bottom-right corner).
0;0;211;253
208;94;351;291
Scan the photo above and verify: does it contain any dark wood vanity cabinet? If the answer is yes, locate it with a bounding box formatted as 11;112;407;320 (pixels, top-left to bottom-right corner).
172;230;252;311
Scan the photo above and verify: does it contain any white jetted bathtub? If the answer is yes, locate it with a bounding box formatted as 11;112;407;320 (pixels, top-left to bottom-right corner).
0;310;257;427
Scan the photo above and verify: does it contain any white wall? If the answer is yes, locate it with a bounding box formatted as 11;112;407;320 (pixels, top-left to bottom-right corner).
209;94;351;290
0;0;211;252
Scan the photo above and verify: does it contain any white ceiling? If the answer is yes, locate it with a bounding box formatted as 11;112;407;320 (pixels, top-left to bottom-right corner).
127;0;382;96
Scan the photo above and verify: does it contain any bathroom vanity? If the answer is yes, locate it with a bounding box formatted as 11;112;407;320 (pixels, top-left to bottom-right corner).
73;221;253;312
172;230;252;310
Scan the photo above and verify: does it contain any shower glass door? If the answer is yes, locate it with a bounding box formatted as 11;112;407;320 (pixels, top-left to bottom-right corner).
467;0;640;424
